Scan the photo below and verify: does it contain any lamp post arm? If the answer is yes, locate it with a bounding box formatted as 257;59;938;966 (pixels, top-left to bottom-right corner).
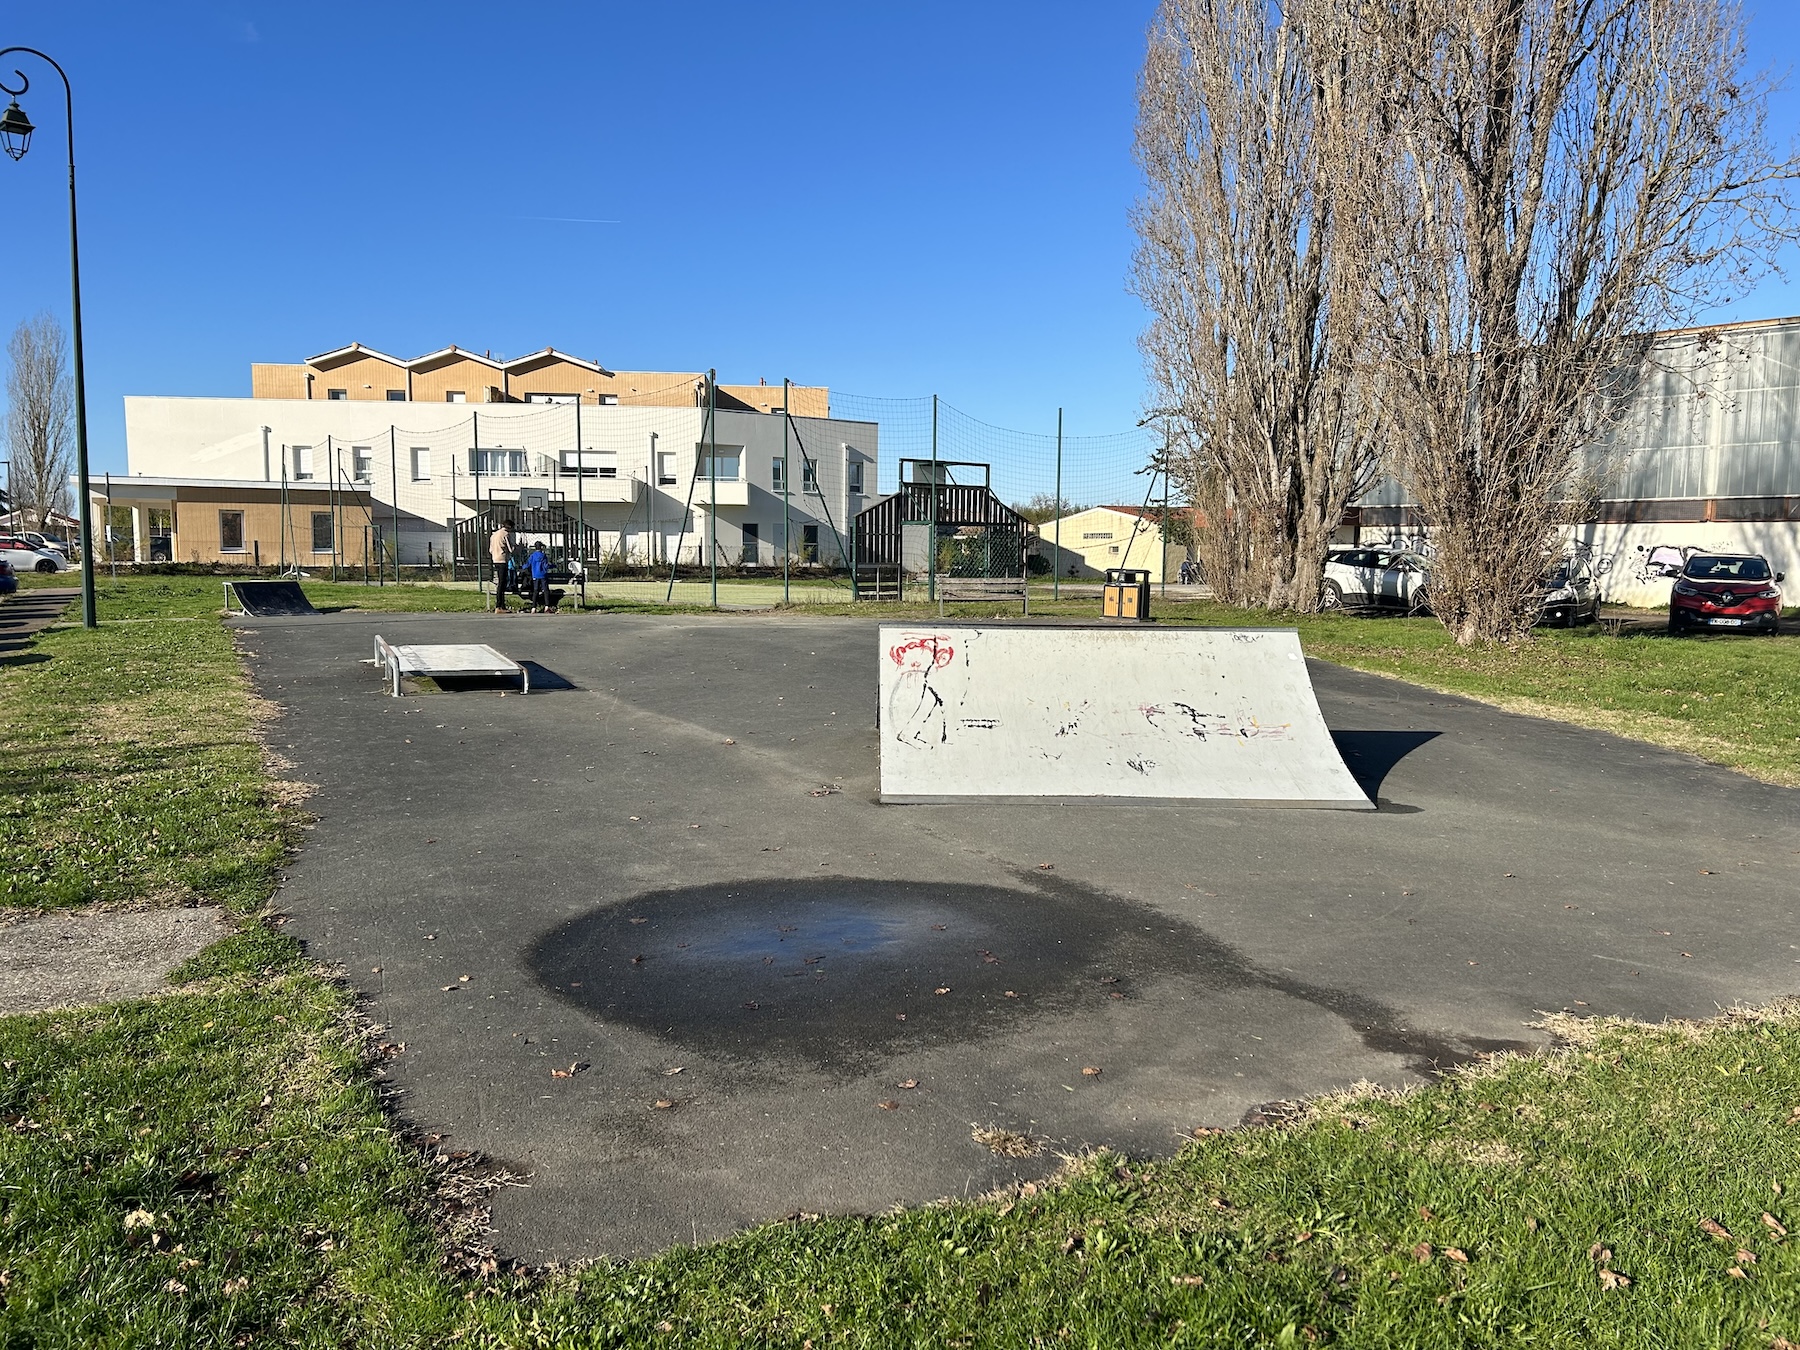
0;47;95;626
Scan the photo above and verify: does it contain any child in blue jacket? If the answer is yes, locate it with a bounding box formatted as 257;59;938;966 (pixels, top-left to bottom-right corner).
527;541;552;612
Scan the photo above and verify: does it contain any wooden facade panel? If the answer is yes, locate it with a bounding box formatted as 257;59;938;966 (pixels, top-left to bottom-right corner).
251;364;310;399
165;488;371;565
411;358;502;403
311;355;410;401
719;384;829;417
612;371;705;406
506;357;601;402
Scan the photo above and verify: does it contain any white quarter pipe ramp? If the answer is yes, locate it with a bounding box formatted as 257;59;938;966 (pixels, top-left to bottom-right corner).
878;624;1372;808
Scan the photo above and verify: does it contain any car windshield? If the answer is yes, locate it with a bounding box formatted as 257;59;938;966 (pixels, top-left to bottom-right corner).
1684;555;1771;582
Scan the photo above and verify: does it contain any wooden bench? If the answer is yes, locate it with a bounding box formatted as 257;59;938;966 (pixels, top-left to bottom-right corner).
935;576;1029;615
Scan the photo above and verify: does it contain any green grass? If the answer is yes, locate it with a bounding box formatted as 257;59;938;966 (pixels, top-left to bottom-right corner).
0;607;288;911
7;967;1800;1346
5;577;1800;1345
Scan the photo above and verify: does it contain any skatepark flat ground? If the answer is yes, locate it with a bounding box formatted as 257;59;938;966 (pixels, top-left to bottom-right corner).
235;610;1800;1262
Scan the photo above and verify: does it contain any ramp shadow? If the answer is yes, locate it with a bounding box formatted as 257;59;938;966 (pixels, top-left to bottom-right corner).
421;662;570;694
526;873;1525;1077
1331;730;1440;799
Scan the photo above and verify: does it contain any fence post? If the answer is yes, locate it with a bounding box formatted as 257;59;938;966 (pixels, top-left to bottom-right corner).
928;394;939;602
1054;407;1063;601
390;426;401;585
782;377;791;606
708;368;718;610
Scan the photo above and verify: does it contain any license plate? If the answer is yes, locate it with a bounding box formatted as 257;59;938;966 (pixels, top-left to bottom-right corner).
1707;616;1747;626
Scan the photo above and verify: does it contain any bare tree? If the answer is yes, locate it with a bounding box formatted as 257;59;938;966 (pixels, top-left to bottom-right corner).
1011;491;1089;525
1363;0;1800;642
1133;0;1387;611
5;312;73;530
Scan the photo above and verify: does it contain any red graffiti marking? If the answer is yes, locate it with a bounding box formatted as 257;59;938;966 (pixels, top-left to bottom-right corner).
889;636;956;670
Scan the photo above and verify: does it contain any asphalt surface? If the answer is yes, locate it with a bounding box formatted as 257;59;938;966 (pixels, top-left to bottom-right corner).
237;610;1800;1261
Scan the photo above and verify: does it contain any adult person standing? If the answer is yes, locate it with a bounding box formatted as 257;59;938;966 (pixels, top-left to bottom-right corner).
489;519;517;612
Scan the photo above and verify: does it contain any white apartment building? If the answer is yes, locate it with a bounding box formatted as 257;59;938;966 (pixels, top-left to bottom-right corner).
116;394;877;568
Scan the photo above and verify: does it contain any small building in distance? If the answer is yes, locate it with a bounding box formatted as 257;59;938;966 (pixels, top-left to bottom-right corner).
1039;505;1195;582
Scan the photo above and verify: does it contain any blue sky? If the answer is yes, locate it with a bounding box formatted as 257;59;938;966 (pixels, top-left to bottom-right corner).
0;2;1796;477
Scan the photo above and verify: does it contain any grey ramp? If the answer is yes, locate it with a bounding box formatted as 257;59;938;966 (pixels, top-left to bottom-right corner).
879;623;1372;807
225;579;320;617
373;634;527;696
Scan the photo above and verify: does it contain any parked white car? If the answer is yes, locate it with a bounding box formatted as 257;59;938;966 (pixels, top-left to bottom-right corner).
1320;547;1431;613
0;536;72;573
19;530;72;558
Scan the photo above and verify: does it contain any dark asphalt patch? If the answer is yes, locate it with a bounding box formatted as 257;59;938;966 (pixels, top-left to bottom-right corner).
531;870;1527;1077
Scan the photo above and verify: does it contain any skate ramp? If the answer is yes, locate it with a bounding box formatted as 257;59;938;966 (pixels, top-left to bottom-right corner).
225;579;319;617
879;624;1373;808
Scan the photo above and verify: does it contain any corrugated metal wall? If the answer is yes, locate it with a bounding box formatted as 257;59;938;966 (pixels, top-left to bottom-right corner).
1593;322;1800;501
1356;318;1800;510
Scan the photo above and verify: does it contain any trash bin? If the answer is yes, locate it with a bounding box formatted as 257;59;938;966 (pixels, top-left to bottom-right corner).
1101;568;1152;621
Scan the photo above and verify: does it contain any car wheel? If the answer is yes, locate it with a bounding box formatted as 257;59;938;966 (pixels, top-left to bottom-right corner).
1668;613;1685;635
1320;579;1343;610
34;558;57;573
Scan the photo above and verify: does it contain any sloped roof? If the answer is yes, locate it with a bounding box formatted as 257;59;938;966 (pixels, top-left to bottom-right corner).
407;345;504;372
501;347;614;377
305;342;410;370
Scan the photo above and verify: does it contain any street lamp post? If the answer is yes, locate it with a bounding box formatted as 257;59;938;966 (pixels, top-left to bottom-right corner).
0;48;97;627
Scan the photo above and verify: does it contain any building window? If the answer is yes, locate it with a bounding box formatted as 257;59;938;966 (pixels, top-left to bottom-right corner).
524;392;578;405
772;457;787;493
802;459;818;493
561;451;617;479
327;388;347;400
696;451;741;481
847;459;864;495
469;449;527;476
597;393;619;405
657;452;677;486
411;448;431;481
311;512;334;553
1083;531;1114;540
446;390;466;403
741;522;759;563
801;523;819;562
386;389;406;401
291;446;314;481
219;510;245;553
1108;545;1120;554
352;447;373;483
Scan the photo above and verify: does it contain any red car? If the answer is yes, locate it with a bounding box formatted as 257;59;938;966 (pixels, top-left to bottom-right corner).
1668;553;1784;634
